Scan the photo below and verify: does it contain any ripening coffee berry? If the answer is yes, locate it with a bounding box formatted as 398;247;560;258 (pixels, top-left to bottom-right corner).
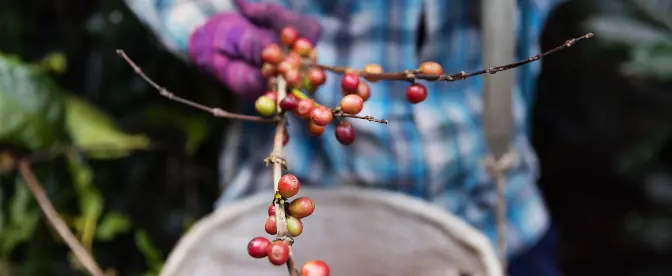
308;68;327;87
288;197;315;219
255;96;276;116
293;38;313;57
267;240;290;265
281;27;300;46
335;122;355;145
247;237;271;258
285;52;303;68
279;95;299;111
287;216;303;237
406;83;428;104
419;61;443;76
356;82;371;101
264;91;278;103
261;63;276;78
363;64;383;82
284;69;302;88
310;106;333;126
341;73;360;94
268;204;276;216
300;260;331;276
276;61;293;76
265;215;277;235
308;121;326;136
340;94;364;115
262;44;284;65
278;174;300;198
297;99;315;118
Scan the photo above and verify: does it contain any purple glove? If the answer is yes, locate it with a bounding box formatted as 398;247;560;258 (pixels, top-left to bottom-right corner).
188;0;322;100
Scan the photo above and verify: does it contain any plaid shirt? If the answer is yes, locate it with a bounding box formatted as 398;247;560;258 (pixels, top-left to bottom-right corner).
126;0;559;257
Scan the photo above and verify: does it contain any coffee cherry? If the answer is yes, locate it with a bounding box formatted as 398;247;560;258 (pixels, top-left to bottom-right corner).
261;63;277;78
293;38;313;57
363;64;383;82
406;83;428;104
277;60;295;75
310;106;333;126
340;94;364;115
307;121;326;136
265;215;277;235
255;96;276;116
309;51;318;63
341;73;360;94
283;69;302;88
262;44;284;65
285;52;303;68
419;61;443;76
278;174;300;198
308;68;327;87
287;216;303;237
264;91;278;103
267;240;290;265
280;96;299;111
356;82;371;101
335;122;355;145
297;99;315;118
288;197;315;219
300;260;330;276
268;204;276;216
247;237;271;258
281;27;300;46
283;129;290;146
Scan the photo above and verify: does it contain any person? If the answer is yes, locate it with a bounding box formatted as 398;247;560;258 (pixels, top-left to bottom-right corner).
124;0;562;274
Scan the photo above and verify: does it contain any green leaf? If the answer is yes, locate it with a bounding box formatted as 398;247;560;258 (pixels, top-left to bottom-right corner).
66;151;102;249
145;105;210;155
0;178;40;256
621;49;672;80
65;94;150;159
96;212;132;241
0;53;66;150
134;229;163;274
585;16;672;47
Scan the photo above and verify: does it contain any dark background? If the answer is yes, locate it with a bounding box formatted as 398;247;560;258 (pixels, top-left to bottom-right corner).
1;0;671;275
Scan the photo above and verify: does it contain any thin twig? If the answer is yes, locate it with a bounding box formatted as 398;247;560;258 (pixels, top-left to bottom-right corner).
266;76;297;276
310;32;594;82
115;50;275;123
333;111;388;124
17;160;105;276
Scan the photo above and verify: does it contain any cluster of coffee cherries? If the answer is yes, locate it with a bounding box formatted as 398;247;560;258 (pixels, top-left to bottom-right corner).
254;26;444;146
246;174;329;276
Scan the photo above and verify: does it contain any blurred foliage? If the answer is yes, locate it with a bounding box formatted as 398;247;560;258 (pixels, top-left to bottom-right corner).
0;0;230;275
534;1;672;275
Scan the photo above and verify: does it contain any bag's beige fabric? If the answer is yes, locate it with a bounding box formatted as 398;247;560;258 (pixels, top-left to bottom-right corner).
160;187;501;276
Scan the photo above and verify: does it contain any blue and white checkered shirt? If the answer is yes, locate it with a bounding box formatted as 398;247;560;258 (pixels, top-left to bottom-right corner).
125;0;559;258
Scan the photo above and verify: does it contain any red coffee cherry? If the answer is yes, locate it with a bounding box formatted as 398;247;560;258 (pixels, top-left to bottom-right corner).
340;94;364;115
356;82;371;101
268;204;276;216
281;27;300;46
334;122;355;145
247;237;271;258
406;83;428;104
293;38;314;57
297;99;315;119
363;64;383;82
310;106;333;126
308;121;326;136
262;44;284;65
288;197;315;219
340;73;360;94
267;240;290;265
300;260;331;276
278;174;300;198
265;215;277;235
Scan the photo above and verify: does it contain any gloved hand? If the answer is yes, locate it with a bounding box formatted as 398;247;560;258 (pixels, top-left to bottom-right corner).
188;0;322;100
